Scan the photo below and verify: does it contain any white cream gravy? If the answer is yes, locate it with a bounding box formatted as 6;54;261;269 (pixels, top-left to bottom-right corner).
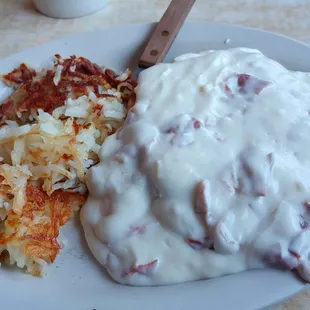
81;48;310;286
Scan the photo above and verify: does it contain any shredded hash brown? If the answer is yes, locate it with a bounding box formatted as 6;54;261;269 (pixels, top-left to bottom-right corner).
0;55;136;275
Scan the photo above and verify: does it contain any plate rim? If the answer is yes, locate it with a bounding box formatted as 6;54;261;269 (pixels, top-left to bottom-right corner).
1;21;310;63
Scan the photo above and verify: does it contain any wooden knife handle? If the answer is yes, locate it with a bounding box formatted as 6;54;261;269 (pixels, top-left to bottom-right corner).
138;0;196;69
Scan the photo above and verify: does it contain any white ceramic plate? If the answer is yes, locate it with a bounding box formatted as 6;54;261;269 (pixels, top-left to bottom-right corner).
1;23;309;310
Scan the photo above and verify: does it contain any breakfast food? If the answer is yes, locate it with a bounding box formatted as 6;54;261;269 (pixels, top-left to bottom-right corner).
81;48;310;286
0;55;136;275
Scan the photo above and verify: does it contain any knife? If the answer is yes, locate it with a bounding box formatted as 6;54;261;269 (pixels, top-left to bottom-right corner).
133;0;196;79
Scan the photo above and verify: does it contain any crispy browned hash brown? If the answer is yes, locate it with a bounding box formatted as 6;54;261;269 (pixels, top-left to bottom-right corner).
0;55;136;275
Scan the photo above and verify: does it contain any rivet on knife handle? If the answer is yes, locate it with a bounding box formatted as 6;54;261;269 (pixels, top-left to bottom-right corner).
138;0;196;69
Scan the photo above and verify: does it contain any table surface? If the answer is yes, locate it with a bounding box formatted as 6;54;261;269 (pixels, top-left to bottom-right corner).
1;0;310;309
